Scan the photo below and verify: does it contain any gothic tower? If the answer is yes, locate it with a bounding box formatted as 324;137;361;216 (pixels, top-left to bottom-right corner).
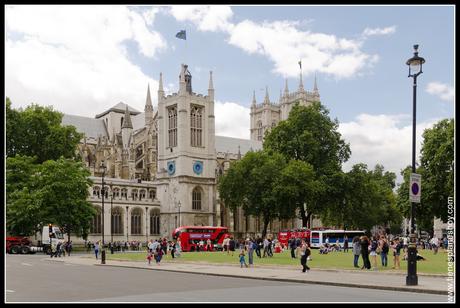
156;64;217;235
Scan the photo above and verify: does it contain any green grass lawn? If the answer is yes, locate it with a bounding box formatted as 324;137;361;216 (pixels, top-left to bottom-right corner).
105;248;449;275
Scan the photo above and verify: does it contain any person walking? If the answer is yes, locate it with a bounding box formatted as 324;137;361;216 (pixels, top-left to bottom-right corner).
255;238;262;258
247;238;255;267
352;236;361;268
360;236;371;270
206;238;212;252
239;249;248;268
300;239;311;273
228;237;235;256
343;236;349;253
155;246;164;265
289;237;297;259
147;250;153;265
392;238;402;270
94;241;100;260
430;236;439;254
379;235;389;267
369;236;379;270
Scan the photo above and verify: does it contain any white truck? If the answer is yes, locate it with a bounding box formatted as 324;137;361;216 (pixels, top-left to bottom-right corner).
6;225;66;255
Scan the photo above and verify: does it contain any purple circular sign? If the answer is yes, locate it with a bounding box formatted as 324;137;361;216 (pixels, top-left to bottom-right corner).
411;183;419;195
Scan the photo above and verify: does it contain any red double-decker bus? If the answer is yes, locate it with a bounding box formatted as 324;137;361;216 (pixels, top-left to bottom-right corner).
278;228;311;248
172;226;230;252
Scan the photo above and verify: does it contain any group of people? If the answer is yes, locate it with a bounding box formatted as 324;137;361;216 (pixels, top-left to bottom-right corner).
351;233;430;271
50;240;73;258
146;238;181;265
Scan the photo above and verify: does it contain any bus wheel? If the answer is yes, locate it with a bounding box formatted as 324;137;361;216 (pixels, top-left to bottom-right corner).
20;246;30;254
10;246;20;254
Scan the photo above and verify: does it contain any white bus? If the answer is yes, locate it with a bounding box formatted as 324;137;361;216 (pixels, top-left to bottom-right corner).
310;229;365;248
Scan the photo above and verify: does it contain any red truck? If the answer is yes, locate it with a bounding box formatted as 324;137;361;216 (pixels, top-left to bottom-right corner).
6;236;42;254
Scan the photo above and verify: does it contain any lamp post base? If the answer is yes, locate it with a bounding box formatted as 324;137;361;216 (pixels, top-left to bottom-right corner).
406;234;418;286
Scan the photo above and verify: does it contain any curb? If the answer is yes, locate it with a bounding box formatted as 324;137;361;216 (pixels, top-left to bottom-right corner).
92;262;448;296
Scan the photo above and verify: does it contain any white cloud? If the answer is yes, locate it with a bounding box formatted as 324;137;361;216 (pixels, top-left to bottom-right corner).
339;113;438;183
362;26;396;37
167;6;381;80
169;5;234;32
5;5;166;116
214;101;250;139
426;82;454;102
228;20;378;79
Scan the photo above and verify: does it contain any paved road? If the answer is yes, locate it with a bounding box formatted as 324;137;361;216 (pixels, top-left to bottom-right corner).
5;255;449;303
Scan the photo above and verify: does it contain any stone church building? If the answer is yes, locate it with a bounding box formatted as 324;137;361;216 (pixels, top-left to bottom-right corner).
62;64;322;244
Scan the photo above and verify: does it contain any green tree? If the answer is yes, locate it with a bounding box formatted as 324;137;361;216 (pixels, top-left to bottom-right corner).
396;119;454;233
420;118;454;223
275;159;324;226
6;155;44;236
264;102;351;226
38;158;96;242
6;100;83;163
321;164;401;232
219;151;286;238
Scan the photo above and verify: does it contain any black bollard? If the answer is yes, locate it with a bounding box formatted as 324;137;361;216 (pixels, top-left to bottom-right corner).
101;249;106;264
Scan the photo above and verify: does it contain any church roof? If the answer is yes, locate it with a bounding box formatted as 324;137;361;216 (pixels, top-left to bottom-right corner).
95;102;141;118
62;114;107;139
215;135;262;155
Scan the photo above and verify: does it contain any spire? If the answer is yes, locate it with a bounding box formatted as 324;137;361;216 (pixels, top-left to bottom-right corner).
263;86;270;105
279;89;282;103
299;70;304;92
121;105;133;129
158;72;164;92
145;84;153;109
252;90;256;107
313;73;318;93
237;145;241;160
208;70;214;101
208;71;214;90
284;79;289;95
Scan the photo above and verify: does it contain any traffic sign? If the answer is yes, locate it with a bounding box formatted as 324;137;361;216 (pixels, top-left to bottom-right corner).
409;173;421;203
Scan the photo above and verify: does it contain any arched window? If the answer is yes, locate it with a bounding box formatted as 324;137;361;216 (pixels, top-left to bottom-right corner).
190;105;203;147
168;106;177;147
131;208;142;235
111;207;123;234
90;207;102;234
150;209;160;235
139;190;146;200
121;188;128;200
121;117;124;127
113;188;120;198
132;189;138;201
93;186;101;198
257;121;263;141
192;187;202;210
149;189;156;200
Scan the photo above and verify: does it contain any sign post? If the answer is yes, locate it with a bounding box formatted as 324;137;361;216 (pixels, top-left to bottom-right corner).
409;173;421;203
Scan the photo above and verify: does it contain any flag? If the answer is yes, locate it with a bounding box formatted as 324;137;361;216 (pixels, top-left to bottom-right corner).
298;60;302;70
176;30;186;40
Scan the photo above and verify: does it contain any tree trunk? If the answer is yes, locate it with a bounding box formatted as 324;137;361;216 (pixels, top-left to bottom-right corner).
305;212;312;229
299;204;308;227
262;216;270;239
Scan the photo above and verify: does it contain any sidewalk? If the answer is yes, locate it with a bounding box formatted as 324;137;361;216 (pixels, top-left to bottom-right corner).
47;256;449;295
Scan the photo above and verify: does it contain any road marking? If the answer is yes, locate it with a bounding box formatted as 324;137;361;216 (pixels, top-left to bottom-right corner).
6;290;15;293
21;262;33;266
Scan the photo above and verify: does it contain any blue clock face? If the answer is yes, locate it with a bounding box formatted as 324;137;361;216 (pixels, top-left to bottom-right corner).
167;161;175;175
193;161;203;175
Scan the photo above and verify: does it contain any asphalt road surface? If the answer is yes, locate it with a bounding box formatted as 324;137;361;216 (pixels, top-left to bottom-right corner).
5;254;449;303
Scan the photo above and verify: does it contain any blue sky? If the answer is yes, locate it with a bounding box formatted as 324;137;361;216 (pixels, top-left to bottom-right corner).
5;5;455;183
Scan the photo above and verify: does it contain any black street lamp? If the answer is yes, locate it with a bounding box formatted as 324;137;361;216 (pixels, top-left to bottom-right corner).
405;44;425;286
109;183;113;244
100;161;107;246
